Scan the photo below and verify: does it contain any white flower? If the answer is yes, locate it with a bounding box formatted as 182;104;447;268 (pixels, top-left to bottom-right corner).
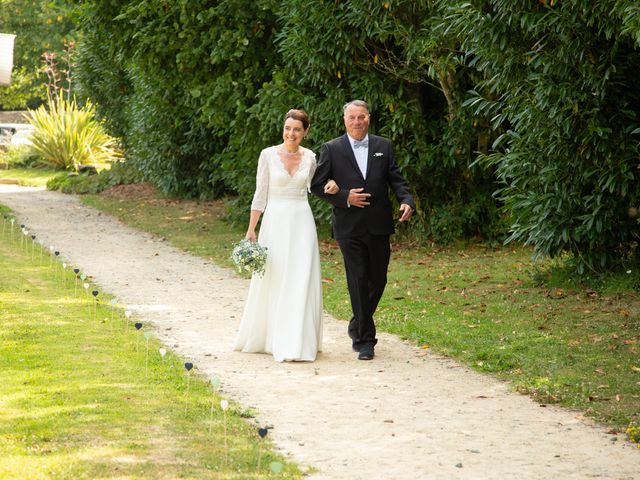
231;239;268;277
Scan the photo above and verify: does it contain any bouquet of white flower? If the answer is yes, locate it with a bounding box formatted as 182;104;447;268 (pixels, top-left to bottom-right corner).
231;239;268;277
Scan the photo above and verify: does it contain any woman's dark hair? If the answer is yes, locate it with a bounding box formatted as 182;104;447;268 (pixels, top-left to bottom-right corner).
284;109;310;130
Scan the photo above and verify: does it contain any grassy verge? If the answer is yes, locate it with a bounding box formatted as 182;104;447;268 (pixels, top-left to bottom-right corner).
0;205;302;479
0;167;58;187
81;186;640;442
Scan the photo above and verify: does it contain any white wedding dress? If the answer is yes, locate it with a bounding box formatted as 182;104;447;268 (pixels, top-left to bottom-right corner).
233;145;323;362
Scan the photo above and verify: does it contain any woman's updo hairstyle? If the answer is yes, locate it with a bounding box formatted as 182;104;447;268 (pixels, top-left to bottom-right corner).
284;109;310;130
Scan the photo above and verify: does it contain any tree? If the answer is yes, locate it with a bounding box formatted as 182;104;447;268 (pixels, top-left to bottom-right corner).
447;0;640;272
75;0;279;198
0;0;75;110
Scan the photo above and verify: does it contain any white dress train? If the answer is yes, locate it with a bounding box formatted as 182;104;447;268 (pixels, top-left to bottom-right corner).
233;146;323;362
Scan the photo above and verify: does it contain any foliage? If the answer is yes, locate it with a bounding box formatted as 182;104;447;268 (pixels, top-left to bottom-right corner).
46;160;143;194
446;0;640;272
75;0;280;199
75;0;502;238
27;95;121;171
0;0;76;109
73;0;640;271
0;67;43;110
627;422;640;444
0;144;40;168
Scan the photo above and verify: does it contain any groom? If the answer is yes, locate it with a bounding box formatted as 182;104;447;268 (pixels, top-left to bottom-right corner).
311;100;415;360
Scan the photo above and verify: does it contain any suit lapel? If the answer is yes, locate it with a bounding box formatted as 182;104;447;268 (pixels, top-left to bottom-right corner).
365;135;375;179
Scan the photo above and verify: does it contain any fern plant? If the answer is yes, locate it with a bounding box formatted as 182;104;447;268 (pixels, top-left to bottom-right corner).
28;96;121;171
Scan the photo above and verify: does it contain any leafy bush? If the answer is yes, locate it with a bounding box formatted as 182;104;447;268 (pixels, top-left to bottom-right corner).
46;160;143;194
627;422;640;444
73;0;640;270
0;144;40;168
75;0;504;239
0;0;75;109
28;96;121;171
448;0;640;272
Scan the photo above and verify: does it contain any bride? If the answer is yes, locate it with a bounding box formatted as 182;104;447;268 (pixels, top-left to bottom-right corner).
233;109;338;362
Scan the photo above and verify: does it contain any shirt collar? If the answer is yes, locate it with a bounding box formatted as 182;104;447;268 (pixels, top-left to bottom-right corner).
347;134;369;148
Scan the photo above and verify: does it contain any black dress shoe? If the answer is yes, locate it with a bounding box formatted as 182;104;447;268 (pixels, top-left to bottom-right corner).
358;345;374;360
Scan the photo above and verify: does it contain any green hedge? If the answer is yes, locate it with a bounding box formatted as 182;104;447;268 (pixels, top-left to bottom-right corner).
73;0;640;272
448;0;640;272
75;0;501;239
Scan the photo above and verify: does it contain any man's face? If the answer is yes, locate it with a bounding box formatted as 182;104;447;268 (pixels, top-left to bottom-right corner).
344;104;370;141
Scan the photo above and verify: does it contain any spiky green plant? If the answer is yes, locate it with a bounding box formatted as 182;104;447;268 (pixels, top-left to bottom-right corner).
28;95;121;171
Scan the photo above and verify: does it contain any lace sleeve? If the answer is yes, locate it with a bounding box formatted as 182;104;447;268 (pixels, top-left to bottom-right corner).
306;150;317;192
250;150;269;212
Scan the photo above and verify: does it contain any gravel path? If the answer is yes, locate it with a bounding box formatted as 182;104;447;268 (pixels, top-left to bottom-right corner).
1;185;638;480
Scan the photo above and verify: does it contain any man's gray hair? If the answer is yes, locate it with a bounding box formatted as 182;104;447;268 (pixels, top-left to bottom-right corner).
343;100;369;114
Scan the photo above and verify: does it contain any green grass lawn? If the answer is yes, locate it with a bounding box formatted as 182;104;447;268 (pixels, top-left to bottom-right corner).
81;186;640;442
0;167;58;187
0;205;302;479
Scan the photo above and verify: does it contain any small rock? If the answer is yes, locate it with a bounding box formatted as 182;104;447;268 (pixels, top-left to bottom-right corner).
456;463;463;468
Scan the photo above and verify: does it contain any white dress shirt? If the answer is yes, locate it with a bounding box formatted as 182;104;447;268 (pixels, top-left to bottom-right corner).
348;134;369;179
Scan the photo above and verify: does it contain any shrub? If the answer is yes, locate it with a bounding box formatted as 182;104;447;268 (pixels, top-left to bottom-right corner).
75;0;505;240
448;0;640;272
627;422;640;444
0;144;40;168
46;160;143;194
28;96;121;171
0;0;75;110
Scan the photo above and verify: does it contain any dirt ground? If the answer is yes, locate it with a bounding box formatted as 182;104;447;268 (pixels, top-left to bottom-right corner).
1;184;638;480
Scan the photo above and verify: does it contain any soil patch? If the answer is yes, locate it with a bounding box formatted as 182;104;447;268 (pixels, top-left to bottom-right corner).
101;182;159;200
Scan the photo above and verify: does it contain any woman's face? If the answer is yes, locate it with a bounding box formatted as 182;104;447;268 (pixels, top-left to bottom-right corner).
282;118;306;151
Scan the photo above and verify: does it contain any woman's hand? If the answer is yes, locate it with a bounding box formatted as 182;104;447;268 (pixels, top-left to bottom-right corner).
324;179;340;195
245;230;257;242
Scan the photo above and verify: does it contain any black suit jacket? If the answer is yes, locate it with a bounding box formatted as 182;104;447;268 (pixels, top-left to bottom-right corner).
310;134;415;239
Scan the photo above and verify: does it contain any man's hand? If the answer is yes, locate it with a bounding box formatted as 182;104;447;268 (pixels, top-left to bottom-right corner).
348;188;371;208
399;203;413;222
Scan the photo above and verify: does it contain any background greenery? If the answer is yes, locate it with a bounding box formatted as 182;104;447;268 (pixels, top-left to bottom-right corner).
2;0;639;273
71;0;640;273
0;0;75;109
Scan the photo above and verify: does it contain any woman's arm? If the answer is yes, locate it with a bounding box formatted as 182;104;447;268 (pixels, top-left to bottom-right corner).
246;210;262;241
247;151;268;241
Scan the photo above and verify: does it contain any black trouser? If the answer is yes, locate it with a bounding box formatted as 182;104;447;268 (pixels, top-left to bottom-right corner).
337;233;390;347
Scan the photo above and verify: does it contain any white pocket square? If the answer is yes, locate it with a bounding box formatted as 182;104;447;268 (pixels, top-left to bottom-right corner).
373;152;383;157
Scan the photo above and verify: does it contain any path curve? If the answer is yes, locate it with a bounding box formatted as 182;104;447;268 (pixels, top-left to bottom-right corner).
1;185;638;480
